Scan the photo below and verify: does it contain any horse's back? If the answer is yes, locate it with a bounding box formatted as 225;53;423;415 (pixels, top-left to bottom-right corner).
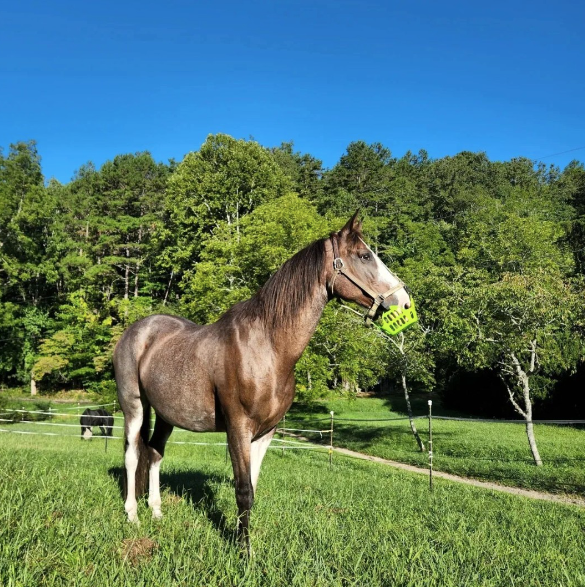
114;314;200;369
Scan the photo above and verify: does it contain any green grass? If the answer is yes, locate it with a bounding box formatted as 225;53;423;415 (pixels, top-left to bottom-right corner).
1;420;585;586
287;396;585;496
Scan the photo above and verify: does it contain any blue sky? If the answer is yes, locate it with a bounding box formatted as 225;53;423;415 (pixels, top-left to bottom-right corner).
1;0;583;183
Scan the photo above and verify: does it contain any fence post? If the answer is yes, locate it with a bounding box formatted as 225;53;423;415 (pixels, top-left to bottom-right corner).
428;400;433;491
329;411;334;469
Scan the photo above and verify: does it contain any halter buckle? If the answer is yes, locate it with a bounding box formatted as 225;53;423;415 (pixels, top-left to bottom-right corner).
333;258;344;271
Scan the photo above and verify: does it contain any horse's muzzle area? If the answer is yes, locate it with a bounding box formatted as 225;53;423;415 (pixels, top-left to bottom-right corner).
381;294;407;312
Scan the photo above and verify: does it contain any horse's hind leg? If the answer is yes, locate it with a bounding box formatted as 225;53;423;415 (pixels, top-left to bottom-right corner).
148;415;174;519
121;398;150;523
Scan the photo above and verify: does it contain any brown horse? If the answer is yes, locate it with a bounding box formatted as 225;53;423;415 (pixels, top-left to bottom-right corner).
113;212;411;551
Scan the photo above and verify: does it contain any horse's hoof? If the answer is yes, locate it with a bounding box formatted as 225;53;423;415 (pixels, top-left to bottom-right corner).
127;512;140;525
152;510;163;520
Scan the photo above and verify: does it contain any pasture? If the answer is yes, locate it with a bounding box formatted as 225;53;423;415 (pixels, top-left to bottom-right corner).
1;415;585;586
291;397;585;496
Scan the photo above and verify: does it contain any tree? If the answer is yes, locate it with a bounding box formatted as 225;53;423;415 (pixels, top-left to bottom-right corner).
319;141;393;216
446;271;581;465
270;141;323;200
180;193;328;323
378;326;434;452
161;134;291;289
59;153;169;305
32;292;113;391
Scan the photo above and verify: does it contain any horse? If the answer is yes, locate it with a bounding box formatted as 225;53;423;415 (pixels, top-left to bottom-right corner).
80;408;114;439
113;212;412;552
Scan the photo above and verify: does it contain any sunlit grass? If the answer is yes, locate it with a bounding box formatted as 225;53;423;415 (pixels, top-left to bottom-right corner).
288;396;585;496
1;424;585;586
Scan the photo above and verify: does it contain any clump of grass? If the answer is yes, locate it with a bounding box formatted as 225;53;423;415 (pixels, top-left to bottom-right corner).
120;538;158;566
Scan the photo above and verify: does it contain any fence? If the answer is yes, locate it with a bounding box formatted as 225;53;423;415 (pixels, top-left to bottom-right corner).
1;402;584;492
0;406;335;456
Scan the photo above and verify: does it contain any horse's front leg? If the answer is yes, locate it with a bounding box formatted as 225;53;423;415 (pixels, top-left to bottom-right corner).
148;416;174;519
227;425;254;554
250;427;275;494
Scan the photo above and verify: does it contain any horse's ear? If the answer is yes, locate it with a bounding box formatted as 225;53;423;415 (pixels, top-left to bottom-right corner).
340;210;362;236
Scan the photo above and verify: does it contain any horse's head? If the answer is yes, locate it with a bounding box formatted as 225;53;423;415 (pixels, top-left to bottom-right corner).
328;212;412;325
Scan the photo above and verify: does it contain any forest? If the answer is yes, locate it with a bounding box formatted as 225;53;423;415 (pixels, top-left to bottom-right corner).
1;134;584;419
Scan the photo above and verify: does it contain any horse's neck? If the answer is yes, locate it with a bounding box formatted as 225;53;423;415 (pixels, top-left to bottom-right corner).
273;286;328;369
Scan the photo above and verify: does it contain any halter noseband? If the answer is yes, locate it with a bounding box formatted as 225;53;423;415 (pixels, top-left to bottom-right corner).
329;233;405;324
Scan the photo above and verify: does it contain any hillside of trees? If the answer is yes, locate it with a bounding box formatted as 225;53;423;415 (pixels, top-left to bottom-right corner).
1;135;584;418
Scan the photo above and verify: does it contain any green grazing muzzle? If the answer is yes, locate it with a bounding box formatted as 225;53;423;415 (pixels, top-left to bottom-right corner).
375;299;418;335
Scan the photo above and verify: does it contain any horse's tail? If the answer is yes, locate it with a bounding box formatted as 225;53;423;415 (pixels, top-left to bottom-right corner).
123;403;151;499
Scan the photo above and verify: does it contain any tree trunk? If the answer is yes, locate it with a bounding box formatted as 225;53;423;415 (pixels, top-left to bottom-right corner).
134;226;143;298
30;375;37;396
402;374;425;452
163;270;174;306
134;261;140;298
525;421;542;466
124;248;130;300
503;350;543;466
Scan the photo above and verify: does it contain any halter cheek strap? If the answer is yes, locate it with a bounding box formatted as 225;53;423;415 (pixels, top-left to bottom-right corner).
329;234;405;323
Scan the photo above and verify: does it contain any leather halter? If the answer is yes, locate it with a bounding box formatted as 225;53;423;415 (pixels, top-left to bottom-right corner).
329;233;405;324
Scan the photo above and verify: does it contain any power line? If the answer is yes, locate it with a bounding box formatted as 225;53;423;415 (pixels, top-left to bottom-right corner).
535;146;585;160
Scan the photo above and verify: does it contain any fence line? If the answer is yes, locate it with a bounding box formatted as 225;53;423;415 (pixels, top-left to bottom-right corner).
0;412;249;434
0;428;123;440
286;415;421;423
5;406;585;426
55;402;117;411
2;408;115;419
0;426;331;452
2;406;584;472
432;416;585;424
277;427;326;435
0;418;123;430
3;417;582;463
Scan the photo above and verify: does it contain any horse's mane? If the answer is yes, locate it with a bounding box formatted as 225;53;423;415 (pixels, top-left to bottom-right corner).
218;238;327;331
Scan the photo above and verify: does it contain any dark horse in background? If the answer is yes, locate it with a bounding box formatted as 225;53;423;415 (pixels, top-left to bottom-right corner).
80;408;114;439
113;213;412;552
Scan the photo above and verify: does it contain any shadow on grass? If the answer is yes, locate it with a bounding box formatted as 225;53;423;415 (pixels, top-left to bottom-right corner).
287;401;332;418
108;466;236;543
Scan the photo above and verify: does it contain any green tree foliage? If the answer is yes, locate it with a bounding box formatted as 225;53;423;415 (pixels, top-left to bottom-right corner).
270;141;323;200
161;134;290;287
32;292;112;390
180;193;328;323
0;134;583;420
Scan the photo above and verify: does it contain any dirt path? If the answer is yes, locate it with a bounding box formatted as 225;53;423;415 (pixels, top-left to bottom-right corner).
332;445;585;508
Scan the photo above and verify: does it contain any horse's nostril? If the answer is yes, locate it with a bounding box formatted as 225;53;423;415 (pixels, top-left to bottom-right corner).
404;302;411;310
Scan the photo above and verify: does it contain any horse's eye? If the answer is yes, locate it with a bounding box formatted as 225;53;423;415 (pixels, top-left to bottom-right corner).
359;253;371;261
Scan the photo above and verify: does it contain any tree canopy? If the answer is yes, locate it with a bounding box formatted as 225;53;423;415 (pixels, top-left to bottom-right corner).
0;136;583;419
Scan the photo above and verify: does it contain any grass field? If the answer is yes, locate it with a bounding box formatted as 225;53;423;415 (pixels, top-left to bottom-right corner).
288;396;585;497
1;414;585;586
